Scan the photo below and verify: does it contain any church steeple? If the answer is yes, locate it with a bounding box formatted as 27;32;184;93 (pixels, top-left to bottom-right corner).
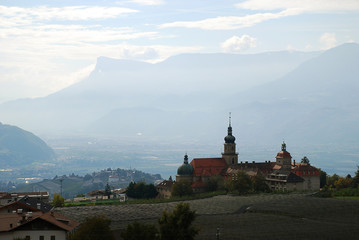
222;113;238;165
224;112;235;144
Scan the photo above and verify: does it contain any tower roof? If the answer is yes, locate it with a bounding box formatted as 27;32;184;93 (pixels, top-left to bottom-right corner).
177;154;194;176
276;141;292;159
224;112;236;144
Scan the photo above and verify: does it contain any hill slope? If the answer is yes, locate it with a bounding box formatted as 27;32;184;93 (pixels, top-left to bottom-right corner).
0;123;55;167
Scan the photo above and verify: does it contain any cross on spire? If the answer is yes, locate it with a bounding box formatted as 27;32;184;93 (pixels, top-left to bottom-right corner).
229;112;231;127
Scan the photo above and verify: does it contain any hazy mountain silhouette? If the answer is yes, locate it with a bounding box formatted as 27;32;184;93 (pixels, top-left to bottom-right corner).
232;43;359;145
0;50;318;136
0;44;358;148
0;123;55;167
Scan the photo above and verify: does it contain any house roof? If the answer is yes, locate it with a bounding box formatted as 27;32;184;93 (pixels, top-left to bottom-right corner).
156;180;174;190
292;163;320;176
0;211;79;232
18;196;53;212
286;172;305;183
190;158;227;177
276;151;292;159
0;192;49;200
227;161;275;175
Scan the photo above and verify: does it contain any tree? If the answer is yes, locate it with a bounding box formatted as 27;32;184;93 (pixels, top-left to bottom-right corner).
252;174;270;193
68;215;115;240
334;177;353;189
126;182;158;199
319;169;327;188
158;202;199;240
52;193;64;207
326;174;340;188
105;183;111;198
171;180;193;197
225;171;252;195
301;156;310;164
351;165;359;188
206;175;224;192
121;222;159;240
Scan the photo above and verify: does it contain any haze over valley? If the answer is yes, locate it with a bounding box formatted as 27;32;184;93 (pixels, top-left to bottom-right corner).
0;43;358;188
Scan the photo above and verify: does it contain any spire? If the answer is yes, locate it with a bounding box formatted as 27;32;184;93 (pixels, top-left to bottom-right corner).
229;112;232;127
282;141;286;151
224;113;235;144
184;153;188;164
227;112;233;136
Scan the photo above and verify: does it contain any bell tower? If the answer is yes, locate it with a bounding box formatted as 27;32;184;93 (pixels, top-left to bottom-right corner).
276;141;292;172
222;113;238;165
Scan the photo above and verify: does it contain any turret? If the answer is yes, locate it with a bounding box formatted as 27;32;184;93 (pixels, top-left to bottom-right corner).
275;141;292;172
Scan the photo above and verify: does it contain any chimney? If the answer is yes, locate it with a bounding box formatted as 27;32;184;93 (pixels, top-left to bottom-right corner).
293;160;296;166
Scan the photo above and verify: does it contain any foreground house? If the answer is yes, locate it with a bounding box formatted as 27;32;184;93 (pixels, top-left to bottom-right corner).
0;211;79;240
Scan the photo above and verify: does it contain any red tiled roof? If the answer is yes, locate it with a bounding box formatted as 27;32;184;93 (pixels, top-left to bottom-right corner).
0;211;79;232
190;158;227;177
276;151;292;159
292;164;320;177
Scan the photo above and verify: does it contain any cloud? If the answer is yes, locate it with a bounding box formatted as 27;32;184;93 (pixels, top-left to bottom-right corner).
221;35;257;53
159;9;299;30
235;0;359;12
159;0;359;30
320;33;337;50
0;5;138;24
129;0;165;5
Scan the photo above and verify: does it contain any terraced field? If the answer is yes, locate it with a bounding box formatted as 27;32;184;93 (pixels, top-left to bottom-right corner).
56;193;359;239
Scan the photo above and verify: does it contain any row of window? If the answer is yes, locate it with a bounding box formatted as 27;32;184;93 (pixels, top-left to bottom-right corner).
25;236;55;240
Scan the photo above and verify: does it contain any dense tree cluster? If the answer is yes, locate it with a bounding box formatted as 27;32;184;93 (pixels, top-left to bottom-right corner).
126;181;158;199
171;180;193;197
52;193;65;207
68;215;115;240
316;166;359;198
121;203;199;240
224;171;270;194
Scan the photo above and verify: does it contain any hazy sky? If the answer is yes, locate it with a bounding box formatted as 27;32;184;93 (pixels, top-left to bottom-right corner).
1;0;359;103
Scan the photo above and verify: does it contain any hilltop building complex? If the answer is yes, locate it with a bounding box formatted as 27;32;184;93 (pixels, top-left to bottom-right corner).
174;115;320;194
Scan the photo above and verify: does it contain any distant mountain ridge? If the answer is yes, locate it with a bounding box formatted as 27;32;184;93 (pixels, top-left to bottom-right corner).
0;44;358;149
0;123;55;167
0;49;319;136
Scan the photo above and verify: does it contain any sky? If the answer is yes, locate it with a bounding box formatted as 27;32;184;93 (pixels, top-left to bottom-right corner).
0;0;359;103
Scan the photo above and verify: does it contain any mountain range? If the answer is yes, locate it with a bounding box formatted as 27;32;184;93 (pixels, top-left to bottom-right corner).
0;43;358;150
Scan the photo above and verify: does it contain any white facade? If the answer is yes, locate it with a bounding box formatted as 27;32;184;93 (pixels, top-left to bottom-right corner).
0;230;67;240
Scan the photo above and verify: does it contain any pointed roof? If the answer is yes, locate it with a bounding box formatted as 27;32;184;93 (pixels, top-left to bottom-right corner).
224;112;236;144
0;211;79;232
